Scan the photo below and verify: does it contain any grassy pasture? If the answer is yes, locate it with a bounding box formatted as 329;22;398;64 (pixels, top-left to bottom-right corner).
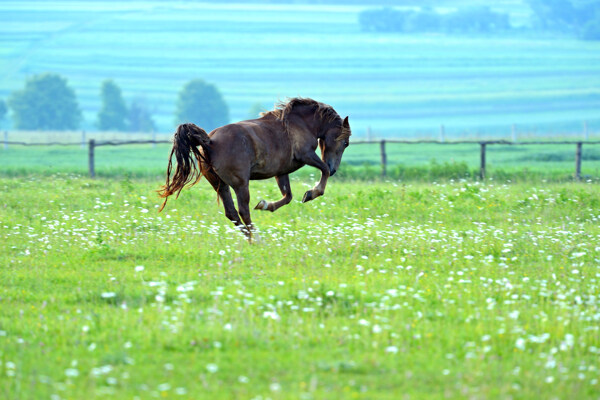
1;175;599;399
1;141;600;182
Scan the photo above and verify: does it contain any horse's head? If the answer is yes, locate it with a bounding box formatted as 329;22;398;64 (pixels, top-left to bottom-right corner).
319;116;351;176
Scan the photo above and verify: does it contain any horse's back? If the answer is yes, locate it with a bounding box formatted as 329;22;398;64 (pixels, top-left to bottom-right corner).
207;117;298;183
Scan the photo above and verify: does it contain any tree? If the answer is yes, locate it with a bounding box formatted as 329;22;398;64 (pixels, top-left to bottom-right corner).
443;7;511;34
0;99;6;125
582;18;600;40
358;6;511;34
128;98;156;132
247;102;266;119
359;8;411;32
97;80;128;131
526;0;600;39
526;0;578;30
8;73;82;130
175;79;229;131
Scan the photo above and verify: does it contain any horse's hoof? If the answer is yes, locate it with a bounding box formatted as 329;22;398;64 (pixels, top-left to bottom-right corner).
250;233;261;244
254;199;269;210
302;190;313;203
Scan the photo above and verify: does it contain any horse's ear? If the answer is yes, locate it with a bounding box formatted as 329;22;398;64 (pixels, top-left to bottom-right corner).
342;116;349;128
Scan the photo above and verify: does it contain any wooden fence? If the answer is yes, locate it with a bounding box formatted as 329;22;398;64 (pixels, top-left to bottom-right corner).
3;136;600;180
352;139;600;180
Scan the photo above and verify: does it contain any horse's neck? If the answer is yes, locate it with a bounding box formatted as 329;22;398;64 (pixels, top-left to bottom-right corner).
287;111;321;138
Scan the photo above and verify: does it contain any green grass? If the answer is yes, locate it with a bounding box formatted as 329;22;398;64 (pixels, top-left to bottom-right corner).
1;175;599;399
2;141;600;182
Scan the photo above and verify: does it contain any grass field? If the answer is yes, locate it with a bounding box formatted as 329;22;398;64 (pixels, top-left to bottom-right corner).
1;1;600;136
1;175;599;399
1;141;600;182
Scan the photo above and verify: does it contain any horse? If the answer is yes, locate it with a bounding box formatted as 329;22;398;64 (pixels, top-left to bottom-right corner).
158;97;351;239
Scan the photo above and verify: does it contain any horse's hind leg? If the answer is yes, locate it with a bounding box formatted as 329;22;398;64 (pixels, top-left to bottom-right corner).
218;185;248;232
254;174;293;212
203;168;246;233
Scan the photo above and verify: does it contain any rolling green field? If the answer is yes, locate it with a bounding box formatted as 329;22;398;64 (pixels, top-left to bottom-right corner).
1;175;600;399
1;1;600;136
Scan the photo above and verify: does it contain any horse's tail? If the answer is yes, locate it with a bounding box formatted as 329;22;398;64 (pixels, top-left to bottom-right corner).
158;123;211;212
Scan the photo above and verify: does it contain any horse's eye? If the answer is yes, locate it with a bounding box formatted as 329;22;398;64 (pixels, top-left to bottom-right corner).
344;141;349;147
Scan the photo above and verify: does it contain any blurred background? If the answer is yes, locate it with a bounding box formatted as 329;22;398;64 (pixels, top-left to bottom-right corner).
1;0;600;181
1;0;599;139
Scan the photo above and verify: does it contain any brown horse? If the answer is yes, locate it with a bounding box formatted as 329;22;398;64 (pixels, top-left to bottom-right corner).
158;97;351;238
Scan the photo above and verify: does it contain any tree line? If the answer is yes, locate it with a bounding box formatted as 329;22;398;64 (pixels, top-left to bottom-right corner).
359;7;510;35
528;0;600;40
0;73;230;132
359;1;600;40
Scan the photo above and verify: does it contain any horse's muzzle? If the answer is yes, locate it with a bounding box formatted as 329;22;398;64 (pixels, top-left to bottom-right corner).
327;162;336;176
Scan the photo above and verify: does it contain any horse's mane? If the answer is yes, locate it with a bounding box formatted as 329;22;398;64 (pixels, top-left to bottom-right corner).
261;98;347;139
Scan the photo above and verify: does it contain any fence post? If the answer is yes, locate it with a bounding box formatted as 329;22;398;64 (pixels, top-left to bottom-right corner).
480;142;487;180
439;124;445;143
3;131;7;150
380;140;387;177
88;139;95;178
575;142;582;181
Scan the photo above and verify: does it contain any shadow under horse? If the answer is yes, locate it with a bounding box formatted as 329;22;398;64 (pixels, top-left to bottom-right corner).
158;97;351;239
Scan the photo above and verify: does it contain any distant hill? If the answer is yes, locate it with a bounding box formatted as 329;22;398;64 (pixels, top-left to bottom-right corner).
1;1;599;138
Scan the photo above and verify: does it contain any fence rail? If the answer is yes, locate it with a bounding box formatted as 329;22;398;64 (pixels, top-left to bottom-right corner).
359;139;600;180
3;137;600;180
86;139;171;177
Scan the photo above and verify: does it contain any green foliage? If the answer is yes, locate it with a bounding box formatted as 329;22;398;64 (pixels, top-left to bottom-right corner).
359;7;405;32
97;80;128;131
0;98;6;123
526;0;578;30
128;98;156;132
359;6;511;34
582;17;600;40
175;79;229;131
7;73;82;130
444;7;511;33
247;101;267;119
526;0;600;40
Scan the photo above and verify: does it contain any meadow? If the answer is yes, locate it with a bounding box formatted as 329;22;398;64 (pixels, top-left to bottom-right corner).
1;173;599;399
1;140;599;182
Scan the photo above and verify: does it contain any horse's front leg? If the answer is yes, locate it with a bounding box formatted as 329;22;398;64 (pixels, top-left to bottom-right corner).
255;175;293;212
298;153;330;203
